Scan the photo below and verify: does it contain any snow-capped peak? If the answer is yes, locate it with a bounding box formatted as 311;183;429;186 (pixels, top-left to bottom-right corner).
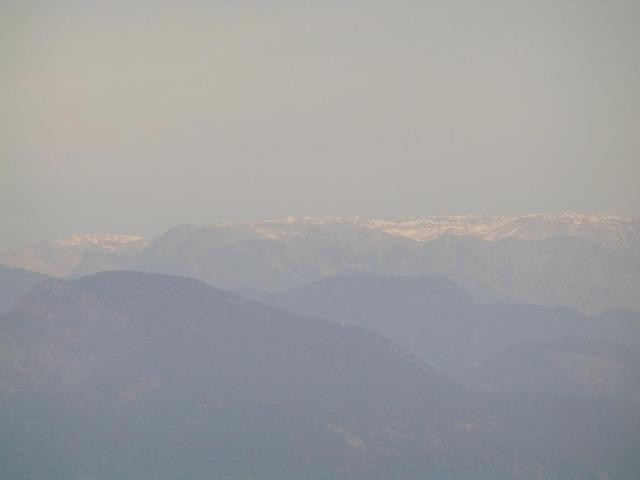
230;213;639;245
60;234;147;248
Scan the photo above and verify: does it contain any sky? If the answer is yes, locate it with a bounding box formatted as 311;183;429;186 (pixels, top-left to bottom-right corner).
2;0;638;248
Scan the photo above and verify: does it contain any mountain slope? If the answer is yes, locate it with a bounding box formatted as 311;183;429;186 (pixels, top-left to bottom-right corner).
460;338;640;402
0;265;48;313
0;272;462;479
1;271;639;479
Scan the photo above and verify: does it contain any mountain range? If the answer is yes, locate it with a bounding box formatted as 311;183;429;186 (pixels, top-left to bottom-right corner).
2;213;639;314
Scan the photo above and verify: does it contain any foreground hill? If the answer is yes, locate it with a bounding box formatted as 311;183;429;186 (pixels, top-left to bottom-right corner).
1;271;638;479
2;213;639;314
241;274;640;375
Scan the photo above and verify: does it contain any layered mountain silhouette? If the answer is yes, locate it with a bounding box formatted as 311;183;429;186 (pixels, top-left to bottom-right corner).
240;274;640;375
1;271;639;479
2;214;639;314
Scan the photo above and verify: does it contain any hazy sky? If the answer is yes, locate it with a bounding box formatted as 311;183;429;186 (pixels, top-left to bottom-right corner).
2;0;638;248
